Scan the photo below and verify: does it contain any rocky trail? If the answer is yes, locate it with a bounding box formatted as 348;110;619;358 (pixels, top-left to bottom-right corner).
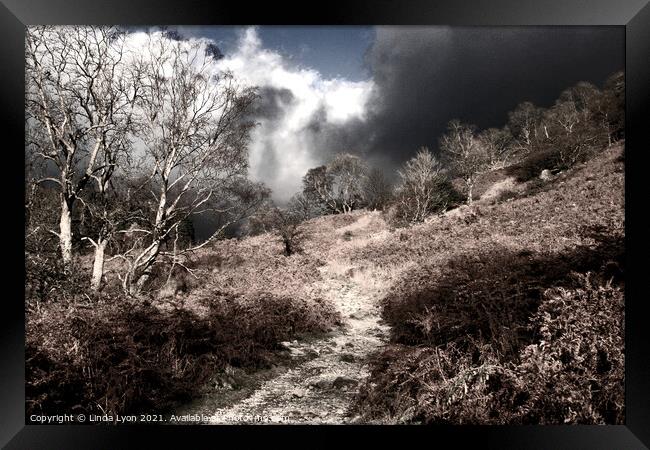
175;213;391;424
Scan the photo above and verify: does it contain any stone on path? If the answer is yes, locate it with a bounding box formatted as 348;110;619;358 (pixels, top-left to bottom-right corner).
333;376;359;389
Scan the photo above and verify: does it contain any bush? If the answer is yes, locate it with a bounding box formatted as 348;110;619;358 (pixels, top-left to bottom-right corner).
381;235;622;355
381;247;542;357
506;149;563;182
26;292;339;418
25;255;90;307
494;189;518;203
354;342;505;424
515;274;624;424
354;273;624;424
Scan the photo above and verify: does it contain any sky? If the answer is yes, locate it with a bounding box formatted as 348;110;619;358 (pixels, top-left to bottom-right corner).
174;26;375;81
142;25;624;204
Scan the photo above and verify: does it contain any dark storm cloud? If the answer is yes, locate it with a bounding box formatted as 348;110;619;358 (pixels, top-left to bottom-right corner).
303;107;369;163
250;86;295;121
352;26;624;170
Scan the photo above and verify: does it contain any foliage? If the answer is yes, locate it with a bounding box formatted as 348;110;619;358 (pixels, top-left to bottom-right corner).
391;147;459;224
515;274;624;424
355;274;624;425
26;290;339;417
352;145;625;424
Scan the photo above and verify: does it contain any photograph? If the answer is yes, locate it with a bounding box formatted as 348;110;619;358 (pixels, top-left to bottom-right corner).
23;23;627;427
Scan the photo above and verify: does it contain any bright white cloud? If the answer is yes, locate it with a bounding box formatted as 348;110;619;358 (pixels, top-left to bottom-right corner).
214;27;374;202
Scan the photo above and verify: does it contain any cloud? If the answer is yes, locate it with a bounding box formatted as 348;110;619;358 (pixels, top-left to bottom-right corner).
120;26;623;203
213;28;375;202
354;26;624;172
121;27;374;204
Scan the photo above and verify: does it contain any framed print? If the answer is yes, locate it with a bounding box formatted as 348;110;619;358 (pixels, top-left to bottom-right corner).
2;0;649;448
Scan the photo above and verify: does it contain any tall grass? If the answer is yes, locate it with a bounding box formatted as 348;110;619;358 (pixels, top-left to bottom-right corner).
353;145;625;424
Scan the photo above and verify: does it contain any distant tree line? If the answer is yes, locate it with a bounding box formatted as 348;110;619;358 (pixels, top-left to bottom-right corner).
273;70;624;230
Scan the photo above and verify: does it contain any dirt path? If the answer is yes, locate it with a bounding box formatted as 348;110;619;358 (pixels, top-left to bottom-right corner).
175;213;390;424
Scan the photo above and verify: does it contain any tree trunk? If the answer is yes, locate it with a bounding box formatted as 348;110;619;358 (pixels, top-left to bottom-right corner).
284;239;292;256
135;270;151;295
59;196;73;268
466;180;474;205
124;240;161;296
90;238;108;291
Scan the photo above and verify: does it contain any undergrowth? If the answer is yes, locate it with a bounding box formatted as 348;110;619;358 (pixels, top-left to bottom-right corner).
26;292;338;417
352;144;625;424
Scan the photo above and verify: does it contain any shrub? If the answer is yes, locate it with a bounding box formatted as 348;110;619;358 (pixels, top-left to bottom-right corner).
354;273;624;424
25;255;90;307
494;189;518;203
514;274;624;424
26;292;339;418
354;342;506;424
506;149;563;182
390;234;621;345
382;249;538;355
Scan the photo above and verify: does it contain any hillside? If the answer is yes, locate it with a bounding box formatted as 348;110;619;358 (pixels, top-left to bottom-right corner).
350;142;625;424
26;142;624;424
176;141;624;423
23;26;627;431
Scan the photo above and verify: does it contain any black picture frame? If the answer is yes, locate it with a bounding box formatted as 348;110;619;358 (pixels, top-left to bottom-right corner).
2;0;648;448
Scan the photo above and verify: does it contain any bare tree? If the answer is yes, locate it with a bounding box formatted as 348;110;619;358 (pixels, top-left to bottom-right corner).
507;101;545;155
395;147;451;223
601;71;625;143
25;26;136;272
362;167;392;211
303;153;366;214
287;191;325;220
478;127;514;170
118;35;258;295
268;207;303;256
439;120;488;204
303;165;339;213
328;153;366;213
78;176;138;291
537;82;609;169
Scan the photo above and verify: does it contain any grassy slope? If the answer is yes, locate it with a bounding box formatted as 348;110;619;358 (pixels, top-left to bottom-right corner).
351;143;625;424
26;143;624;422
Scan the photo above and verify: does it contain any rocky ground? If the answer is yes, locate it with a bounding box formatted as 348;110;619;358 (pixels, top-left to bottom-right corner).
175;212;392;424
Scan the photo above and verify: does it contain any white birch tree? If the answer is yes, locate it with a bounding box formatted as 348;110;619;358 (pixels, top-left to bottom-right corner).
439;120;488;204
25;26;136;278
395;147;450;223
118;35;257;295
